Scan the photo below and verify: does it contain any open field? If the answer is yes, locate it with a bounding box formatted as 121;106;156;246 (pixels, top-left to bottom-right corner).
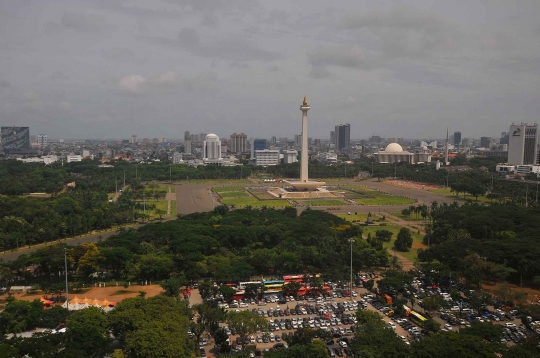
355;195;415;205
144;185;169;192
361;223;426;262
212;186;246;193
218;191;250;198
298;199;347;206
220;197;291;208
138;200;168;219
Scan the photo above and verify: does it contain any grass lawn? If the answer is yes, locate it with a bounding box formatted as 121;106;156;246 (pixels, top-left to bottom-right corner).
355;195;415;205
212;186;246;193
220;197;291;208
170;187;175;193
428;187;491;203
298;199;347;206
139;200;168;219
218;192;250;198
144;185;169;192
170;201;176;217
392;212;424;221
361;223;426;261
336;213;368;222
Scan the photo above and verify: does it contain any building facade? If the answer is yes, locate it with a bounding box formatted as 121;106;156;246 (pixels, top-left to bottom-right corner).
184;131;192;155
230;133;247;153
480;137;491;148
203;133;221;161
508;123;538;165
1;126;30;151
453;131;462;146
255;149;280;166
335;124;350;151
37;134;47;147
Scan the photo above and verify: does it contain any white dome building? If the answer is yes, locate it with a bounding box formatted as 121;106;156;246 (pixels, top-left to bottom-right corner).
203;133;222;163
375;142;414;164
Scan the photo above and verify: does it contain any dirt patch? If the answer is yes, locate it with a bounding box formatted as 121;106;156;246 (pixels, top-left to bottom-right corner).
412;242;427;249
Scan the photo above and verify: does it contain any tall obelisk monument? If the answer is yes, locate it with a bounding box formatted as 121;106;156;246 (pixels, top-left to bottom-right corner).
300;96;310;182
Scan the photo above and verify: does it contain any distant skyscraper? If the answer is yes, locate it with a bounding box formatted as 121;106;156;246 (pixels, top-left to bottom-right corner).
330;131;335;144
203;133;221;160
453;131;462;146
37;134;47;147
184;131;192;155
130;134;138;144
508;123;538;165
230;133;247;153
1;127;30;151
294;134;302;147
270;136;277;144
252;139;267;158
480;137;491;148
335;124;350;151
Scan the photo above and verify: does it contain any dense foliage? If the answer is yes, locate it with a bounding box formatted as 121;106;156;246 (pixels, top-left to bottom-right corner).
420;203;540;288
5;208;386;289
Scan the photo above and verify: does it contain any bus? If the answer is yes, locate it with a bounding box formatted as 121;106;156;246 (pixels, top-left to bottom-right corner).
409;310;427;327
238;281;262;290
283;275;304;283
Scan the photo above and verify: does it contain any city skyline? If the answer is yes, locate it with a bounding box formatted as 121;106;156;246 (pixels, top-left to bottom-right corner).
1;1;539;139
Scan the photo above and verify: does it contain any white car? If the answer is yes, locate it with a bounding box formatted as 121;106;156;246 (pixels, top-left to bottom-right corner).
444;324;453;330
339;341;348;348
257;336;262;343
239;302;248;308
505;323;517;328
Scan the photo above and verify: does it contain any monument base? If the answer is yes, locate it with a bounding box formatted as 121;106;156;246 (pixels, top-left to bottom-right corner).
283;180;326;192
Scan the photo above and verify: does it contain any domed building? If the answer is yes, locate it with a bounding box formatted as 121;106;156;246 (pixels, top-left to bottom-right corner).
203;133;222;163
374;143;414;164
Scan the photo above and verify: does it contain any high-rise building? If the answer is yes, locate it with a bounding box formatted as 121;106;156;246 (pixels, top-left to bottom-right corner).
184;131;192;155
335;124;350;151
252;138;267;157
203;133;221;160
37;134;47;147
480;137;491;148
508;123;539;165
130;134;138;144
294;134;302;147
500;132;509;145
1;127;30;151
230;133;247;153
270;136;277;144
453;131;462;146
330;131;335;144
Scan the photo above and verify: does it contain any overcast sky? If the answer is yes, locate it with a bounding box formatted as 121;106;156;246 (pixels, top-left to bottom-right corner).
1;0;539;140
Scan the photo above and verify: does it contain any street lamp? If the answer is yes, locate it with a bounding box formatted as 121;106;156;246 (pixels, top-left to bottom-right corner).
349;238;355;301
64;248;69;311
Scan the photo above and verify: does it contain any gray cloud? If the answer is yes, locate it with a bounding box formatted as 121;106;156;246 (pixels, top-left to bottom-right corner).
1;0;540;139
60;12;116;33
0;80;12;88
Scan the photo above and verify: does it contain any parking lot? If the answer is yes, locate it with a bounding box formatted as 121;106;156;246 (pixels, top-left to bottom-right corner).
217;287;419;355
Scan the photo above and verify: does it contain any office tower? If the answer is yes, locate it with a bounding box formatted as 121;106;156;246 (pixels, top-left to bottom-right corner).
203;133;221;160
230;133;247;153
270;136;277;144
294;134;302;147
1;127;30;150
480;137;491;148
130;134;138;144
508;123;539;165
37;134;48;147
330;131;335;144
500;132;509;145
453;131;462;146
335;124;351;151
184;131;192;155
